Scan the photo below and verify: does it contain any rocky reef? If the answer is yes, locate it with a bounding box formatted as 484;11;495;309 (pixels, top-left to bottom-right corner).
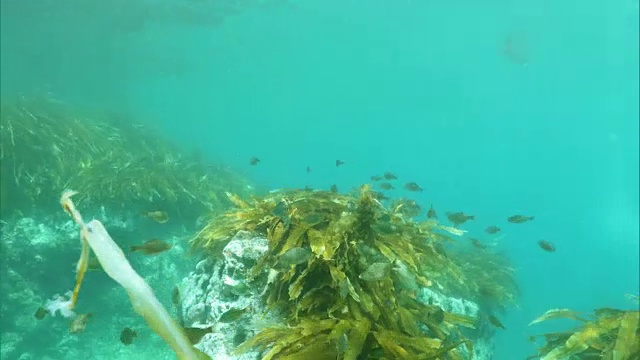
181;231;495;360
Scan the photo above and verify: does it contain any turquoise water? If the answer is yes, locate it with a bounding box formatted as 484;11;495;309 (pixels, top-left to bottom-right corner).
1;0;638;359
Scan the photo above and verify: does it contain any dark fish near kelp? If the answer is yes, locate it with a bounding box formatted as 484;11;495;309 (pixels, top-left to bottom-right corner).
70;313;92;334
120;327;137;345
276;247;313;268
427;205;437;219
383;172;397;180
378;182;395;190
538;240;556;252
470;238;486;250
218;307;251;323
507;215;534;223
485;226;501;234
370;175;382;181
359;262;392;281
488;315;506;329
403;182;423;192
142;210;169;224
335;160;345;167
34;307;48;320
184;326;214;344
446;212;475;226
172;286;181;306
249;157;260;165
130;239;173;255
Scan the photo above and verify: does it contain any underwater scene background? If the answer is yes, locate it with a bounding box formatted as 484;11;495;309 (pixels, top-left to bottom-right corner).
1;1;638;360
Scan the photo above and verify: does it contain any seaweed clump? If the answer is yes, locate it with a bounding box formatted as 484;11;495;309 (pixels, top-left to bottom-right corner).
528;304;640;360
0;94;253;217
447;247;520;314
192;185;489;359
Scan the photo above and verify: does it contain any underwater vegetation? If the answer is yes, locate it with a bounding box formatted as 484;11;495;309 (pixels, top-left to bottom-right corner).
0;94;254;218
528;303;640;360
191;185;520;359
447;247;519;315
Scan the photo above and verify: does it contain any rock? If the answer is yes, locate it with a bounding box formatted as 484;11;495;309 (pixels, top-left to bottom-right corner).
180;231;495;360
180;231;270;359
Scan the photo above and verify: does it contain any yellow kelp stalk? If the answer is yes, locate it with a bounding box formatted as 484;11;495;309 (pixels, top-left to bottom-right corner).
59;190;209;360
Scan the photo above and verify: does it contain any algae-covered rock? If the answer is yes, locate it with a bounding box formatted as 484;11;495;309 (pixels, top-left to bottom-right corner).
187;186;514;359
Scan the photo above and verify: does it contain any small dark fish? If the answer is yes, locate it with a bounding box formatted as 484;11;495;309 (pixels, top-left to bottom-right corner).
270;201;290;220
70;313;92;334
426;205;437;219
488;315;506;329
142;210;169;224
87;256;103;271
277;247;313;267
371;191;389;201
172;286;181;306
446;212;475;226
507;215;534;223
403;182;423;192
306;166;312;173
249;157;260;165
130;239;173;255
359;262;392;281
218;307;251;323
34;307;48;320
184;326;213;344
336;160;345;167
383;172;397;180
470;238;486;249
330;184;338;193
370;175;383;181
424;305;445;324
538;240;556;252
485;226;501;234
379;182;395;190
120;327;138;345
72;256;103;272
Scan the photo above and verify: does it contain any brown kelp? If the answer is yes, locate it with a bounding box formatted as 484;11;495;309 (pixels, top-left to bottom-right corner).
528;304;640;360
0;94;253;217
191;185;519;359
